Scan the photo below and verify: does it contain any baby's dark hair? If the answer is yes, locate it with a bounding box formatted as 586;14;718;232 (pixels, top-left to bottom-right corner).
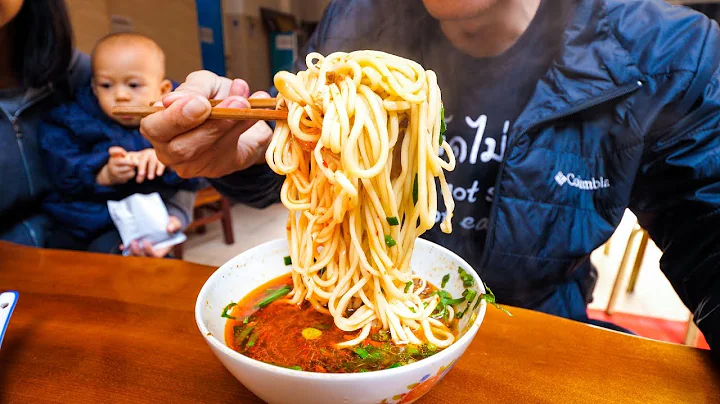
91;32;166;73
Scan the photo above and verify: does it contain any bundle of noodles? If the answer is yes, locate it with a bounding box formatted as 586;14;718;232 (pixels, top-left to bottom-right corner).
266;50;457;348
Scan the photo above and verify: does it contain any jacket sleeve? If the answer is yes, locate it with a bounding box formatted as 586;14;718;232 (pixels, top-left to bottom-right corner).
209;164;283;209
39;121;117;196
630;15;720;352
163;190;196;230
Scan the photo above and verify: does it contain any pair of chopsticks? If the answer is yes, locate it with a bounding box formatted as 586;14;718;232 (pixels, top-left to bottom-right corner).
111;98;287;121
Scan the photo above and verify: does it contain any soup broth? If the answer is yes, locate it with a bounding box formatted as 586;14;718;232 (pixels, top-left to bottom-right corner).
223;274;453;373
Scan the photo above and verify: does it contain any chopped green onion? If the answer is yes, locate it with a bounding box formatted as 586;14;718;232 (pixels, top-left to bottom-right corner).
283;256;292;265
318;267;327;276
456;289;478;319
388;363;403;369
404;281;413;293
480;282;512;316
243;316;250;324
386;216;400;226
409;307;416;313
246;332;258;347
422;302;429;308
426;343;438;352
288;366;302;371
441;274;450;288
385;235;397;247
458;267;475;287
234;325;254;345
221;302;237;320
302;327;323;340
359;369;369;373
439;107;446;145
412;174;419;205
407;345;419;355
369;350;384;360
370;332;390;342
440;107;447;135
473;293;483;310
257;286;291;308
354;347;370;359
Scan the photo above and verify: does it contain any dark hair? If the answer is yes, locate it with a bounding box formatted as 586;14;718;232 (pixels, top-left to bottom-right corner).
10;0;73;89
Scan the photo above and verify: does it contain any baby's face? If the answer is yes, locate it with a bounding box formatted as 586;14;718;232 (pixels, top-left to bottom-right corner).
92;40;171;127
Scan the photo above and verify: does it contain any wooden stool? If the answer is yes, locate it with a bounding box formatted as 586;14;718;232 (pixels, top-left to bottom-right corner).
174;187;234;259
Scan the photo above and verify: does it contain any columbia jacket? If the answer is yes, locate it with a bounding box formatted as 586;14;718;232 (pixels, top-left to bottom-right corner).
0;51;90;246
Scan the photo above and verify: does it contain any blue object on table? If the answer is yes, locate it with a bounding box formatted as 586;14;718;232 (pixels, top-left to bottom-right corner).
0;291;18;350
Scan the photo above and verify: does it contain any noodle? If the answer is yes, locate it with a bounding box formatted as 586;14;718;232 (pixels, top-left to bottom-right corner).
266;50;457;348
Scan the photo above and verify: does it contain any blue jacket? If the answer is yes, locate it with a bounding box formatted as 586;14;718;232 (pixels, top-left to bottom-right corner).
0;51;91;246
39;85;201;240
211;0;720;349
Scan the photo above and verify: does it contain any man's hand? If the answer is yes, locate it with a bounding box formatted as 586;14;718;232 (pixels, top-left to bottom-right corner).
96;147;136;186
140;70;274;179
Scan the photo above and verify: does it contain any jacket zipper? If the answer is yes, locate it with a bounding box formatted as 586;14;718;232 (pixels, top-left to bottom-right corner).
479;80;644;269
1;87;53;198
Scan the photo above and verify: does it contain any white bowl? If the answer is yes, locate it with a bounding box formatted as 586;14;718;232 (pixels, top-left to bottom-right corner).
196;238;487;404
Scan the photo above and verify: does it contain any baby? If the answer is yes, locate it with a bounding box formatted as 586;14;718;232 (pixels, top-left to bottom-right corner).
39;33;201;256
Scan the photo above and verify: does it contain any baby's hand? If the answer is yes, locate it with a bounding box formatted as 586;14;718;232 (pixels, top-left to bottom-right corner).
122;216;182;258
97;146;135;185
126;148;165;183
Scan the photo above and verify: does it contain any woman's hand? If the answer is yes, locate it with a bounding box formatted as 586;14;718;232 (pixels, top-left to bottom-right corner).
139;70;274;179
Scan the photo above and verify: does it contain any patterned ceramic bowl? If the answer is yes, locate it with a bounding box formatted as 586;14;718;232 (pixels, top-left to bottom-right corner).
196;238;487;404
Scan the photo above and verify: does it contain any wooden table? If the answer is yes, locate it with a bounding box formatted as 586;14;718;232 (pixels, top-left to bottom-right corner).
1;242;719;403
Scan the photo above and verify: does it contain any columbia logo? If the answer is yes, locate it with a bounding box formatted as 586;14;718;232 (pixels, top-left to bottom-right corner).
554;171;610;190
554;171;568;186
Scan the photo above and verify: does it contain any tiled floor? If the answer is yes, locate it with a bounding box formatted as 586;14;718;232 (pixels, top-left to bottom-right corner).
184;204;701;346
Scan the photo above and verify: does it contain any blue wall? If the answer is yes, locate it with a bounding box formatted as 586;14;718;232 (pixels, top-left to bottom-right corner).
195;0;226;76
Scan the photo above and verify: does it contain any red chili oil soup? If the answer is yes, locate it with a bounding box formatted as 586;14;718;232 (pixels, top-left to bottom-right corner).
223;274;452;373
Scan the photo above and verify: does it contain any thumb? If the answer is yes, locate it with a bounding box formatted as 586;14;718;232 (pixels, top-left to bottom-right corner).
140;95;212;143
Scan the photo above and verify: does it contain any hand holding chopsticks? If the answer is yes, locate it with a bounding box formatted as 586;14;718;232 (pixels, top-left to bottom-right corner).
112;97;287;121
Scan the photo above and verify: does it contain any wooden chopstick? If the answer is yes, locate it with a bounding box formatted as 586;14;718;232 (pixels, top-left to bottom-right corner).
149;98;277;108
112;105;288;121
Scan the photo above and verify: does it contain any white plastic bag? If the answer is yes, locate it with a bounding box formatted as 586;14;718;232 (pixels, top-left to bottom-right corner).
107;192;186;256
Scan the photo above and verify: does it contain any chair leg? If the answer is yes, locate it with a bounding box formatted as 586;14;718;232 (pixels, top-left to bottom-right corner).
220;197;234;245
174;243;184;260
685;314;699;346
603;236;612;255
626;230;649;293
606;226;641;315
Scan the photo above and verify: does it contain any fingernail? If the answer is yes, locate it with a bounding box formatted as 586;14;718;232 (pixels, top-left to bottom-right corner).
182;97;207;119
228;98;250;109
